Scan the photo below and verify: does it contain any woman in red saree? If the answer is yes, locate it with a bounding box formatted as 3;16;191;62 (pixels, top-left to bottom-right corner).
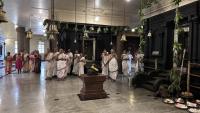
5;52;13;75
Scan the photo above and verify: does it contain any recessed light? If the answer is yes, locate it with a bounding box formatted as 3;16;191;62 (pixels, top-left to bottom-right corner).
126;0;131;2
95;16;100;22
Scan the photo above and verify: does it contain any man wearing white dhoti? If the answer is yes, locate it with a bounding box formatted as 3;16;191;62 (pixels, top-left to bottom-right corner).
135;51;144;73
121;50;129;76
101;50;109;76
127;51;133;75
66;49;73;75
52;49;59;77
72;50;80;75
45;49;54;80
108;49;118;81
78;53;86;76
57;49;68;80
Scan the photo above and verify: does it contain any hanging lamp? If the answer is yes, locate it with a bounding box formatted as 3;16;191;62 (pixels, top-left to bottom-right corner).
46;0;59;40
26;29;33;39
97;26;101;33
74;0;77;43
0;0;7;23
26;16;33;39
110;0;114;45
147;6;152;37
83;0;89;38
120;1;127;41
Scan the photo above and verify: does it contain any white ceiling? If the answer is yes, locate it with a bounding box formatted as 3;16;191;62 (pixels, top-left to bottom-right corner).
4;0;140;35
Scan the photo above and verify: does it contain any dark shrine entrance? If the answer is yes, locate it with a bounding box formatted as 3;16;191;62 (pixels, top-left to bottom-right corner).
83;39;95;61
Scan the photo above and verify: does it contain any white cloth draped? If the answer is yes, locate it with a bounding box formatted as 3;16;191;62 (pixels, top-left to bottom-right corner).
46;52;54;78
78;57;85;76
122;54;129;76
72;54;80;75
67;52;73;74
127;54;133;75
57;53;69;79
109;57;118;80
102;54;109;76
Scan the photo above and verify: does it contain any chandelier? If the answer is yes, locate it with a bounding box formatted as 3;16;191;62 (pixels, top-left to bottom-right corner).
45;0;59;40
0;0;7;23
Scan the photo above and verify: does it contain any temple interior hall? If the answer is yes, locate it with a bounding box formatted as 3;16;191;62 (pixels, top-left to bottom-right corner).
0;0;200;113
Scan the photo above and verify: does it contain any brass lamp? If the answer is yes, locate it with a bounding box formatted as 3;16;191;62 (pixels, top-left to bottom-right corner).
26;29;33;39
120;34;127;41
0;0;7;23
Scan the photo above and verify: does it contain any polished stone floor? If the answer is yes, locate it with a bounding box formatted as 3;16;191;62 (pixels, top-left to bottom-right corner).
0;64;186;113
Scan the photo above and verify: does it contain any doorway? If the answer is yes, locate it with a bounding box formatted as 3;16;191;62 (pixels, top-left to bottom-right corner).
82;38;96;61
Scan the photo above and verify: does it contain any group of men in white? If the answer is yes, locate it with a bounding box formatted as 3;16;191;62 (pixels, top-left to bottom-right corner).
45;48;141;81
101;49;135;81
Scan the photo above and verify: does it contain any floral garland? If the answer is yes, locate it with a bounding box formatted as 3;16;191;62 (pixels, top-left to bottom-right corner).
168;0;183;95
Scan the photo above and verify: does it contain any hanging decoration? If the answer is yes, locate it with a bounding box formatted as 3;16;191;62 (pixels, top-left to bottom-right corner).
26;16;33;39
120;1;127;42
97;27;101;33
147;30;152;37
147;6;152;37
26;29;33;39
121;34;127;41
0;0;7;23
83;0;89;38
44;0;59;40
74;0;77;43
110;0;114;45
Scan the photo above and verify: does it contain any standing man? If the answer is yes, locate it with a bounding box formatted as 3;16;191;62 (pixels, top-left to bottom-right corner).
52;48;59;77
101;50;109;76
66;49;73;75
108;49;118;81
121;50;129;76
72;50;80;75
57;49;69;80
127;51;133;75
45;49;54;80
23;52;30;73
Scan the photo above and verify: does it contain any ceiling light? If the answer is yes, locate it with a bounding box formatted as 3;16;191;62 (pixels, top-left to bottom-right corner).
95;16;100;22
43;33;47;37
15;24;18;29
131;28;135;32
126;0;131;2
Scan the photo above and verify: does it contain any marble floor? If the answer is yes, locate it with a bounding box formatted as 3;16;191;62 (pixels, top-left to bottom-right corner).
0;64;187;113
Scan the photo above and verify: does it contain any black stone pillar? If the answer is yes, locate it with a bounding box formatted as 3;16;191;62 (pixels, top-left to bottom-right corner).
16;27;30;53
